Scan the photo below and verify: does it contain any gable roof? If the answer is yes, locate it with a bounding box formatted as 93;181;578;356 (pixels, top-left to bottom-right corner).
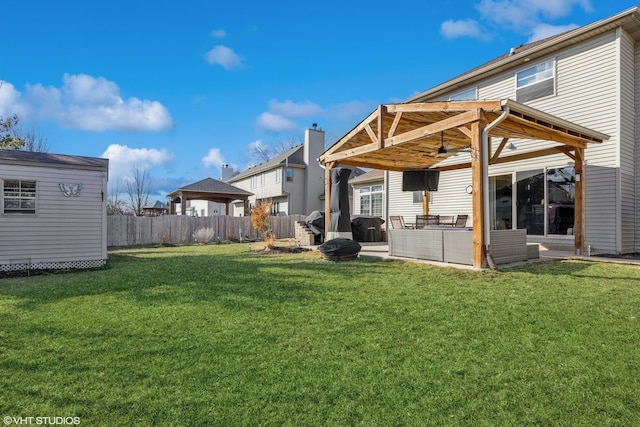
407;6;640;103
0;149;109;171
143;200;169;210
167;177;252;198
227;145;305;183
349;169;384;185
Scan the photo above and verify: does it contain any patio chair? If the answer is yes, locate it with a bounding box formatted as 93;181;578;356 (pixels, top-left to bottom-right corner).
438;215;455;226
454;214;468;227
416;214;439;229
389;215;413;229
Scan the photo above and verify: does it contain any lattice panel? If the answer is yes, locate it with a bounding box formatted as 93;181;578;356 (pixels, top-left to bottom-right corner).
1;259;106;273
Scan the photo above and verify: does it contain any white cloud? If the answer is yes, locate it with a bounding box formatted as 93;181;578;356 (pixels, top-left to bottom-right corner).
1;74;173;132
210;29;227;39
0;81;30;118
527;23;579;42
101;144;174;181
205;45;244;70
267;99;323;118
202;147;226;168
440;19;490;40
476;0;592;32
255;112;298;132
330;101;376;119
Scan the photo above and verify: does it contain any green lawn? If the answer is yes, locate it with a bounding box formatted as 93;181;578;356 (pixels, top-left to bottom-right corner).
1;244;639;426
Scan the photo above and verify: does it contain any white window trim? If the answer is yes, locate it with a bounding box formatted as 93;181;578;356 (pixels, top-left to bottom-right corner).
2;178;38;215
515;58;556;102
449;87;478;101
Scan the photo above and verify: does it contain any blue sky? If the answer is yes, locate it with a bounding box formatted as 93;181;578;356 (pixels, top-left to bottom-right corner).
1;0;637;200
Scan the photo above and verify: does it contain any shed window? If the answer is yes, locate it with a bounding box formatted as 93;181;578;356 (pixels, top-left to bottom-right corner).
516;59;555;102
3;179;37;214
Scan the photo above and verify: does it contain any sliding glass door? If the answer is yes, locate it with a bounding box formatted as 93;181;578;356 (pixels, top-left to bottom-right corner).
489;167;576;236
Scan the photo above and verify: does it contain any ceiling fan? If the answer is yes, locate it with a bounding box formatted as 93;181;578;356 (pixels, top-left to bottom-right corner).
429;131;470;157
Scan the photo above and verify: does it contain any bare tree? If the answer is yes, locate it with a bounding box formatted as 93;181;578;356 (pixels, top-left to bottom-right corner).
0;115;25;149
107;177;129;215
0;114;50;152
12;125;50;152
125;165;153;216
247;135;301;164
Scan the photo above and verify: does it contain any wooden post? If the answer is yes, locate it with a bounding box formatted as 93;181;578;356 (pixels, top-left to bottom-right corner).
324;163;333;240
574;147;585;254
470;118;486;268
422;191;429;215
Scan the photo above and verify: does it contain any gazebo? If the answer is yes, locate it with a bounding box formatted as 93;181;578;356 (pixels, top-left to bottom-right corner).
167;178;252;216
318;99;609;268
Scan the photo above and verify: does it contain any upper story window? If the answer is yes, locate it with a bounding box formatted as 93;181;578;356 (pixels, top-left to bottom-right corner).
260;173;265;187
250;176;257;189
276;168;281;183
516;59;555;103
449;87;477;101
3;179;37;214
286;168;294;182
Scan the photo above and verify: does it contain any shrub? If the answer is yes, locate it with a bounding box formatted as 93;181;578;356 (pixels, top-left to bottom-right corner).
251;201;275;248
193;227;215;244
157;232;171;246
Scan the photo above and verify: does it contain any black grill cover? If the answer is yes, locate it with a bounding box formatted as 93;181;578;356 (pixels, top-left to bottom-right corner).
351;216;385;242
318;238;361;259
305;211;325;235
329;168;352;233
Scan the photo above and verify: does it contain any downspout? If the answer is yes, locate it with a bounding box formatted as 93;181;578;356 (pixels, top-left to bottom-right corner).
482;104;510;263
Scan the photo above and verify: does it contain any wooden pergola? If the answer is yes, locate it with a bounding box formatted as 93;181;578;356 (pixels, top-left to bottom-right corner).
318;99;609;268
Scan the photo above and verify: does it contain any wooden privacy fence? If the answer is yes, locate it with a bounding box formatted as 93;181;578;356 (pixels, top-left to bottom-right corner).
107;215;306;247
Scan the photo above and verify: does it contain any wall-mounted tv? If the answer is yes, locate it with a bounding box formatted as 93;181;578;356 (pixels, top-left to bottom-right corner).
402;169;440;191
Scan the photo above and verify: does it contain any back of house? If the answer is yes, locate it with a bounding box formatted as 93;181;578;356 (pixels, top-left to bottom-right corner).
387;7;640;255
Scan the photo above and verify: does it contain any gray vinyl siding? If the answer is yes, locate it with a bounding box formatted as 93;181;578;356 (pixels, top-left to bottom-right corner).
620;29;636;253
0;163;107;265
635;37;640;252
387;169;473;223
409;30;622;252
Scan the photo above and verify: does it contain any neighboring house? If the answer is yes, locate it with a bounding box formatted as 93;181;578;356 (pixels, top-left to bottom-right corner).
350;169;385;218
167;177;252;216
142;200;169;216
0;149;109;273
227;125;326;216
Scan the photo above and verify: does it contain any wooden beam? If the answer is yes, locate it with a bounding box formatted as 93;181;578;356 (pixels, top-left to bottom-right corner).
574;147;585;255
388;112;402;138
457;125;472;139
323;141;382;163
377;105;386;148
385;100;503;113
365;124;378;145
320;109;378;160
385;109;482;147
471;118;486;269
324;163;333;238
489;146;567;165
491;137;510;162
496;118;589;148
